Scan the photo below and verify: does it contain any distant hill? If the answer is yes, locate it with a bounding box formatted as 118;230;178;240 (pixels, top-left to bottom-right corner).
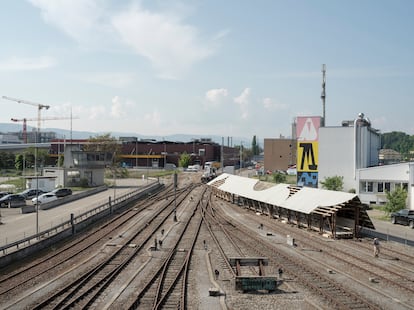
0;123;250;146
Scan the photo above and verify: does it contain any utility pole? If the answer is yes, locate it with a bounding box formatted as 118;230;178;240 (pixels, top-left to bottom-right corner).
3;96;50;237
239;142;243;174
321;64;326;127
221;137;224;173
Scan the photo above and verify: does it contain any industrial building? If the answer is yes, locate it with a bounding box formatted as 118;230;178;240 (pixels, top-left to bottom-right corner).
263;138;296;173
318;113;381;192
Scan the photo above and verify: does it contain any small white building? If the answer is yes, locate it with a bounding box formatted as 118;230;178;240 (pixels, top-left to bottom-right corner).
24;176;57;192
357;163;414;209
42;144;112;187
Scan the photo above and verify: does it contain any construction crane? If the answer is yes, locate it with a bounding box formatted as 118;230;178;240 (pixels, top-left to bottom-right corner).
11;116;78;143
2;95;52;236
3;96;50;142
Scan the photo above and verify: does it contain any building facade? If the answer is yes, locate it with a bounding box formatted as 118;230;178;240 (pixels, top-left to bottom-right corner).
263;138;296;173
318;114;381;192
357;163;414;210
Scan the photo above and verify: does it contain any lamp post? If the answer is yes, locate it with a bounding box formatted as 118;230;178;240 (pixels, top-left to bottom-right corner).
135;140;138;168
2;96;50;236
113;152;116;200
35;106;49;236
147;148;152;183
164;140;167;168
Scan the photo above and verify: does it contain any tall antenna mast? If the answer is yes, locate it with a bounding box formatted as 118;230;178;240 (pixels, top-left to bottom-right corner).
321;64;326;127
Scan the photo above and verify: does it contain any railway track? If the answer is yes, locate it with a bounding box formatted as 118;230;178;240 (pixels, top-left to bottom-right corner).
212;200;383;310
123;188;207;309
0;184;170;299
29;185;196;309
232;202;414;298
0;185;199;308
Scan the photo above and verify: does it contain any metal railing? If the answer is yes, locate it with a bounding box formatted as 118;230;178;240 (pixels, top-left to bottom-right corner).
0;182;162;256
360;227;414;247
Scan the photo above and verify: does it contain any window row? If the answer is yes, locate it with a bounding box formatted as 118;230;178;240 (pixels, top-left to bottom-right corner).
360;181;408;193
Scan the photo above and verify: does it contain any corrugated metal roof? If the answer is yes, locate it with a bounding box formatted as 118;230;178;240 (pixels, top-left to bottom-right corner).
208;173;358;215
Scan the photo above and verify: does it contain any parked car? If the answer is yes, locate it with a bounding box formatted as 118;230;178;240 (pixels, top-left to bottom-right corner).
19;189;47;200
50;188;72;198
390;209;414;228
0;191;12;198
0;194;26;208
32;193;58;205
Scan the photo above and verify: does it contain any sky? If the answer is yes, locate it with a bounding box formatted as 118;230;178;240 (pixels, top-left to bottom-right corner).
0;0;413;141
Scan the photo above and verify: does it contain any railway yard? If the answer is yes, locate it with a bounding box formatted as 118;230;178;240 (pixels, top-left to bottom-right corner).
0;173;414;309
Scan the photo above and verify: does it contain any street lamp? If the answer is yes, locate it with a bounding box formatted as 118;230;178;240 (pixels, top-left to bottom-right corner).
35;105;50;236
113;151;116;200
2;96;50;236
147;148;152;183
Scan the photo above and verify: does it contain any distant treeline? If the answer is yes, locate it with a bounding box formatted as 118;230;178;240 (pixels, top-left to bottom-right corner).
381;131;414;159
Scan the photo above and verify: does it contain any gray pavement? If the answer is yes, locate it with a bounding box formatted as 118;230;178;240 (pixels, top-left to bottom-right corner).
0;178;156;247
366;209;414;242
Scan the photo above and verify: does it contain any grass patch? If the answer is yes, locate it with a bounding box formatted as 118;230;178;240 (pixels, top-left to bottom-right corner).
0;177;25;192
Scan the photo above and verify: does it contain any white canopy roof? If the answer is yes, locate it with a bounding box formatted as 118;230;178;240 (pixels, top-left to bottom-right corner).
208;173;359;215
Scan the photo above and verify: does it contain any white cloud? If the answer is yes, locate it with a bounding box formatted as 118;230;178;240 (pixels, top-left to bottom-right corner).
144;109;162;127
28;0;110;46
0;56;56;71
89;105;107;120
263;97;288;110
111;96;135;119
58;102;106;121
205;88;228;106
111;5;215;79
28;1;220;79
234;88;251;120
80;72;136;88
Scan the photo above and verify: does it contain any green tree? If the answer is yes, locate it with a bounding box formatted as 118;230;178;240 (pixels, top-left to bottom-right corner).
15;154;24;170
381;131;414;160
320;176;344;191
83;133;121;162
251;135;260;156
273;172;287;183
179;151;191;168
384;187;407;215
57;154;64;167
0;152;16;169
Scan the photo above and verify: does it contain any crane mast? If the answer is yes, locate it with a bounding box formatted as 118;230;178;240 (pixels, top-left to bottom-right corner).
11;116;77;143
3;95;51;236
3;96;50;142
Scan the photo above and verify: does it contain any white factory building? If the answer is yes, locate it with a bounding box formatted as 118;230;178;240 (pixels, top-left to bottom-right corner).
318;113;414;210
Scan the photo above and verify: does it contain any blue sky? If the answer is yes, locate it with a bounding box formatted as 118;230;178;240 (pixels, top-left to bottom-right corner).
0;0;413;141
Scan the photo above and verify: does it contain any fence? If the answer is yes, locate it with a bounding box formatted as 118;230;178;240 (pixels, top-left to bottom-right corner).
0;182;164;267
360;227;414;247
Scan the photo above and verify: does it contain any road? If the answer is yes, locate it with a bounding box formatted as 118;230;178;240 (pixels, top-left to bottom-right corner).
0;178;157;247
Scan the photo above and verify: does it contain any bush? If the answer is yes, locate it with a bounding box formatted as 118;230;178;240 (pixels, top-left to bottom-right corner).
384;187;407;215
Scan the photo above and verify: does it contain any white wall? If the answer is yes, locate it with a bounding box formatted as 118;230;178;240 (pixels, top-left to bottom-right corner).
319;127;356;191
357;163;414;209
319;125;381;193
